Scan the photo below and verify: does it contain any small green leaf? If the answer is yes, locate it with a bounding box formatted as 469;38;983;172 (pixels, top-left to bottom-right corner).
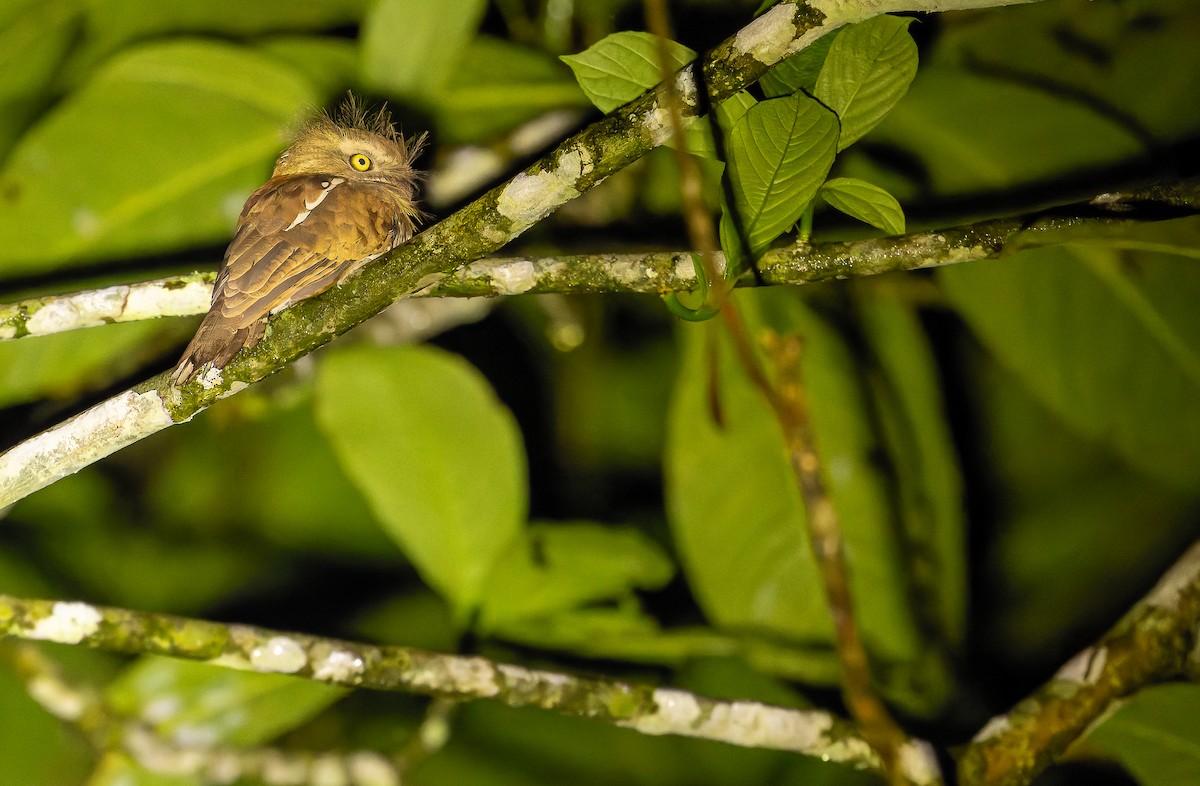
106;658;344;747
315;344;527;619
814;15;917;150
561;31;694;114
726;92;839;256
1084;684;1200;786
361;0;486;98
479;521;674;631
819;177;906;235
759;30;840;98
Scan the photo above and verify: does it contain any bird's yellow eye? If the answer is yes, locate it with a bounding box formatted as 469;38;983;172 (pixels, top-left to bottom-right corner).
350;153;372;171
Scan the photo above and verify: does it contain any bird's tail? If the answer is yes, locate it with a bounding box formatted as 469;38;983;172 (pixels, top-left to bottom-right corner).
171;316;266;385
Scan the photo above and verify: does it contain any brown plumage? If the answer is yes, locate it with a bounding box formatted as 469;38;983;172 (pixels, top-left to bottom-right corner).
172;98;424;384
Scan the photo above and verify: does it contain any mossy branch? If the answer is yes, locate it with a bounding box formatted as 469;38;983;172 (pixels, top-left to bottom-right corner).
3;176;1195;342
0;593;942;785
0;0;1055;509
957;539;1200;786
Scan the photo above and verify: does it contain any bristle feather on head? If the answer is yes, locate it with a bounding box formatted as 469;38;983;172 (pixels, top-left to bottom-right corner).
273;92;424;180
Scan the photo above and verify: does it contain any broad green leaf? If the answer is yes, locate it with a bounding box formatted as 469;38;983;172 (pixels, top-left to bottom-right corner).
759;30;840;98
969;353;1195;660
935;0;1200;143
814;15;917;150
86;754;198;786
819;177;905;235
1084;684;1200;786
726;93;839;256
479;521;674;631
147;385;400;560
315;344;527;619
0;0;81;158
361;0;486;99
854;286;965;647
256;35;359;96
868;68;1143;195
561;31;694;114
940;247;1200;491
106;658;344;747
66;0;366;78
351;590;458;652
435;35;591;143
0;40;317;278
0;667;91;786
665;290;923;678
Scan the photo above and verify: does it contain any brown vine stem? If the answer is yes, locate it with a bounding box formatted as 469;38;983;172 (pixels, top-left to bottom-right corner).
644;0;726;312
763;332;910;784
638;5;912;777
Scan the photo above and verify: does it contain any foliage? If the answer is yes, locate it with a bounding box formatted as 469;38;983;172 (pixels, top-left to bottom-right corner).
2;0;1200;785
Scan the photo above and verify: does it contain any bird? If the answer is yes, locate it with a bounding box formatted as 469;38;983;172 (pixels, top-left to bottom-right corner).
171;97;424;384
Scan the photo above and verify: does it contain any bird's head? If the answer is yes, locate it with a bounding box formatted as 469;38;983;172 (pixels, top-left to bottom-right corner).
273;97;424;200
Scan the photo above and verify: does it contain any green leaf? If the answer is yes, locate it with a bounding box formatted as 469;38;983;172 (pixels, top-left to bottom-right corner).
85;754;199;786
67;0;366;77
0;0;82;158
726;93;839;256
1084;684;1200;786
759;30;839;98
361;0;487;99
479;521;674;631
435;35;591;143
819;177;905;235
813;15;917;150
560;31;752;159
867;68;1143;195
106;658;344;747
0;40;317;278
940;247;1200;492
256;35;359;96
0;667;91;786
315;344;527;619
854;286;965;648
146;385;400;560
561;30;694;114
665;290;924;682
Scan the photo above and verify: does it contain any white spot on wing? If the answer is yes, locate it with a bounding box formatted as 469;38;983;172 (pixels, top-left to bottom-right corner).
285;177;343;231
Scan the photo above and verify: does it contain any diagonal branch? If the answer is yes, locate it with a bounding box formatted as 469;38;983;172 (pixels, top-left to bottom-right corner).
0;592;941;785
0;0;1049;509
957;539;1200;786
